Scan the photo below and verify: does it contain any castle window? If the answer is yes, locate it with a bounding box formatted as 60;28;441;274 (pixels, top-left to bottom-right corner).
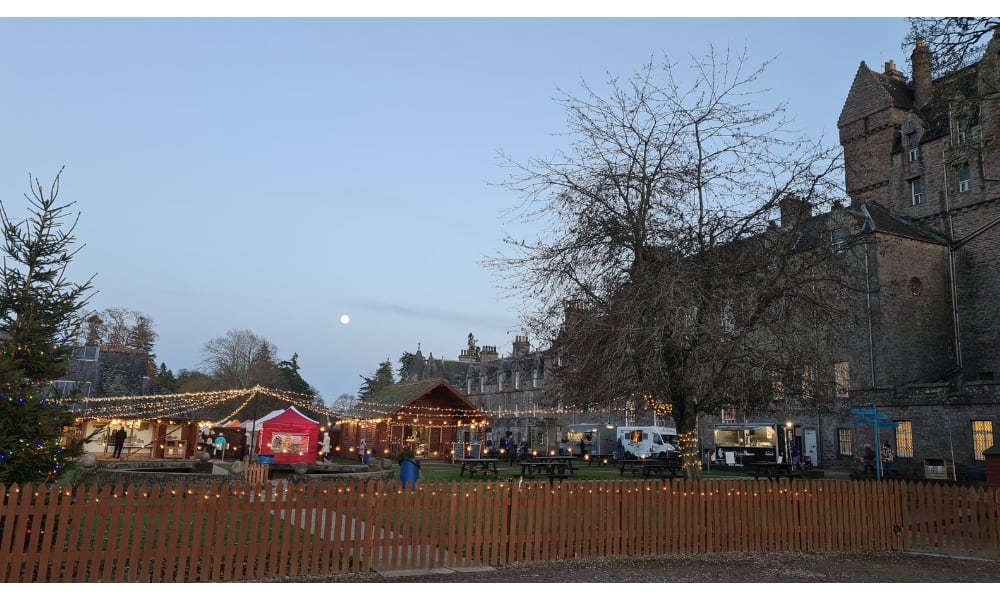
801;365;815;398
958;162;971;193
972;420;994;461
837;428;854;456
863;116;870;133
834;361;850;397
907;132;919;161
721;405;736;424
957;117;969;143
895;420;913;458
910;277;923;296
831;227;847;252
910;178;922;205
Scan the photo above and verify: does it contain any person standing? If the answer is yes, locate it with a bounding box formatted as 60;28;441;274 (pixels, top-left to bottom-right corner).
112;426;127;459
881;441;896;477
862;444;875;474
214;433;227;459
790;441;802;470
320;431;331;462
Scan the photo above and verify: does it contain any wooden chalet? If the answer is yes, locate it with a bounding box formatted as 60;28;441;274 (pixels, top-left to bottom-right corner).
337;378;490;461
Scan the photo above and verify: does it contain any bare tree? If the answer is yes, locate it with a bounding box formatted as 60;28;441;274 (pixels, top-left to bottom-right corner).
904;18;1000;76
84;306;158;354
486;47;849;477
201;329;278;389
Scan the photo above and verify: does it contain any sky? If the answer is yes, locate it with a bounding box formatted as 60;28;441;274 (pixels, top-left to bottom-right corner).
0;9;930;403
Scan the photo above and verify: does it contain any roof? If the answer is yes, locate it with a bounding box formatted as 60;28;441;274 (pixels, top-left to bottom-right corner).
342;378;488;423
860;203;949;245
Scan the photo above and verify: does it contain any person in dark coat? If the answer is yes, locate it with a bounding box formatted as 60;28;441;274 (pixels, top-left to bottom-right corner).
112;427;127;459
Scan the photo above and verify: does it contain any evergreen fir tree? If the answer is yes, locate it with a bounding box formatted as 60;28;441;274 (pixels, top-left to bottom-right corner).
357;358;395;400
0;168;94;485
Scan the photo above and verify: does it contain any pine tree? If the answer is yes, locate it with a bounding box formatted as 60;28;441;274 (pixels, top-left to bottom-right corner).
0;168;94;485
357;358;395;400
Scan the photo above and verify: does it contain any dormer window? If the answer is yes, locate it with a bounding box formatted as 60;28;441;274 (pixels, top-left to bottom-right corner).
907;132;920;161
958;163;971;193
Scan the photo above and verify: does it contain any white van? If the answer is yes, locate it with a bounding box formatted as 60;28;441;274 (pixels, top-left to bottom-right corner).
617;426;680;460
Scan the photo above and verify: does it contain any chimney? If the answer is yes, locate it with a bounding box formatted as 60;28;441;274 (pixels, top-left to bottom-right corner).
912;37;933;109
779;194;812;228
480;345;499;363
883;59;905;82
512;335;530;358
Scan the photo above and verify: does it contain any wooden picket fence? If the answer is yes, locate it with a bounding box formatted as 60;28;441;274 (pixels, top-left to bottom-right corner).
1;478;997;582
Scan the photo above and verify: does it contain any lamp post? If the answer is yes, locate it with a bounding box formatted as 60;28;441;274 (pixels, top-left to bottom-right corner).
784;421;793;464
248;387;261;462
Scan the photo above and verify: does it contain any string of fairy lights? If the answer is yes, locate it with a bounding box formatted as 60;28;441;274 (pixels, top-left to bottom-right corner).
77;385;338;421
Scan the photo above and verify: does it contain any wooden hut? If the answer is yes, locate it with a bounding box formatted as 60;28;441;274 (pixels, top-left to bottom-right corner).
336;378;490;461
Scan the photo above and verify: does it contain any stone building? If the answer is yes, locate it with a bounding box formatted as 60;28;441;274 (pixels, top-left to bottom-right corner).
56;345;159;397
400;336;562;452
699;32;1000;479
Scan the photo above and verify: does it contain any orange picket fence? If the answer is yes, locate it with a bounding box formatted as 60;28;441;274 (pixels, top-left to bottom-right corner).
1;478;996;582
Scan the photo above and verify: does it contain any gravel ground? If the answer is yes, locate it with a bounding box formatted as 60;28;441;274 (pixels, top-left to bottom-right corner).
305;551;1000;583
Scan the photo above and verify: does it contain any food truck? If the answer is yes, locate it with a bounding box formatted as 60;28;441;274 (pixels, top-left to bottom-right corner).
561;423;617;457
617;425;680;460
711;422;791;465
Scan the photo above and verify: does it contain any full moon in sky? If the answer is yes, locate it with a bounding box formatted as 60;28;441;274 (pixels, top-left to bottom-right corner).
340;314;350;325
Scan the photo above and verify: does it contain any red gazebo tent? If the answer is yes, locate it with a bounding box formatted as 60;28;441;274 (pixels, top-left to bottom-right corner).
253;406;321;464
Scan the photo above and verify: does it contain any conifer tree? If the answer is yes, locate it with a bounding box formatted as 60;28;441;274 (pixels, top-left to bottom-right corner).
0;168;94;485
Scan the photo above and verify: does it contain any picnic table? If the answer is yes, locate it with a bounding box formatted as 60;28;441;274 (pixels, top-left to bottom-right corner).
619;458;685;481
519;457;578;483
457;458;500;478
748;461;800;481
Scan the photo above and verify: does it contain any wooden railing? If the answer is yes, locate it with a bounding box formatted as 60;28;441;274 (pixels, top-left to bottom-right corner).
0;478;996;582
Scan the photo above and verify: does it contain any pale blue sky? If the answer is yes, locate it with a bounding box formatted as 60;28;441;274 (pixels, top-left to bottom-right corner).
0;16;918;401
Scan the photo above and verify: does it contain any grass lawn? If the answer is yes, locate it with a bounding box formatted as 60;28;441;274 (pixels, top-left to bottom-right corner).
323;456;754;483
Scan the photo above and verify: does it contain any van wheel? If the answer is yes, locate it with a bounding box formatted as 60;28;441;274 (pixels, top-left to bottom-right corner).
657;451;666;458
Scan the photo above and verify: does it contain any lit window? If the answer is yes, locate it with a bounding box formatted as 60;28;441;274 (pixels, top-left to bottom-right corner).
838;428;853;456
907;132;920;161
801;365;815;398
895;421;913;458
958;163;971;193
834;362;850;397
911;178;923;206
972;420;994;461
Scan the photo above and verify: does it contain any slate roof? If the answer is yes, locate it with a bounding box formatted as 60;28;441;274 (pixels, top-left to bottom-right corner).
859;202;949;245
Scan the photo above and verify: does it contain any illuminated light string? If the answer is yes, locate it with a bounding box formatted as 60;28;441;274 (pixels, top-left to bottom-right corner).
73;385;339;421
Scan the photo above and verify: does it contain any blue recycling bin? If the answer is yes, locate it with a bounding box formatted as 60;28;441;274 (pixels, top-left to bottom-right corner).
399;457;420;490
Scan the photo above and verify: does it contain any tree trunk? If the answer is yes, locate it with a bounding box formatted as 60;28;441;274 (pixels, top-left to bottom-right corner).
675;393;701;480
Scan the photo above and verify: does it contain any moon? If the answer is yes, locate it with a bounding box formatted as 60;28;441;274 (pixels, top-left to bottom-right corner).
340;314;350;325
